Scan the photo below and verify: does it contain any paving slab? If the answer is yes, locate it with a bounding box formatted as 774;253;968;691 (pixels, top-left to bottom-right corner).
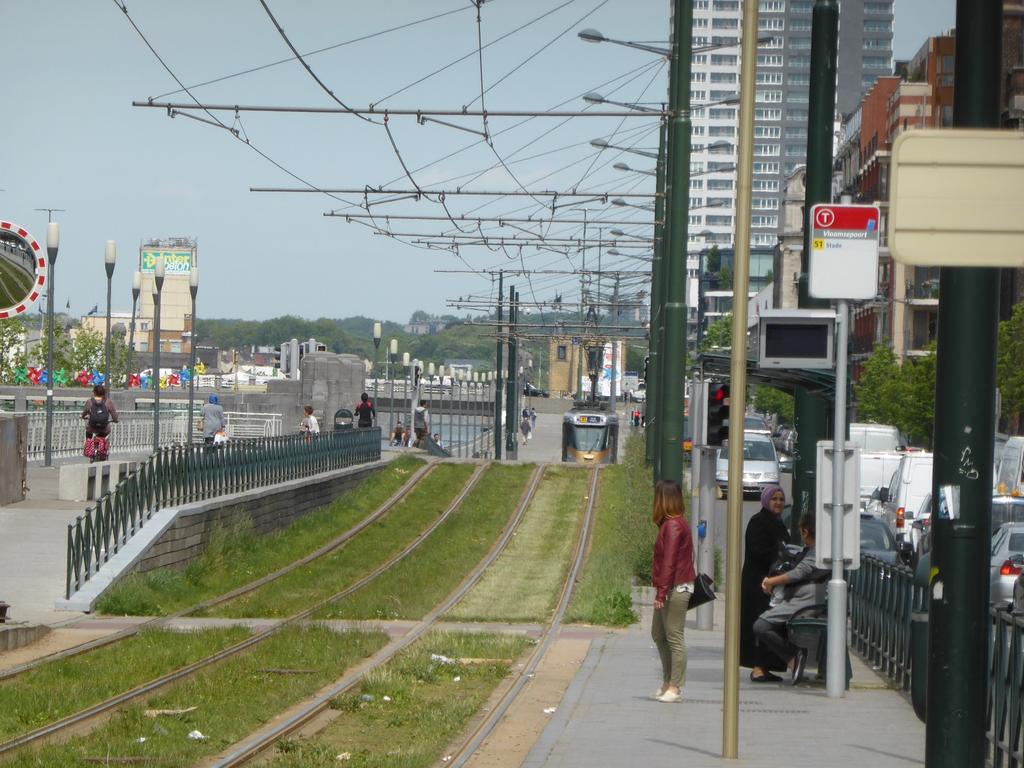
525;589;925;768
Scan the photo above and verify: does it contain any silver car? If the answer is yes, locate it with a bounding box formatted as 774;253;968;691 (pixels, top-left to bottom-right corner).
991;522;1024;605
715;431;780;499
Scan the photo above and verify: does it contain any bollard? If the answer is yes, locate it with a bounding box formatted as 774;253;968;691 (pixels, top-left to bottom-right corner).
911;552;929;722
0;601;9;623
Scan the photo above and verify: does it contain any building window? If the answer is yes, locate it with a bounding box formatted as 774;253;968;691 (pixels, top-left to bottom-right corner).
753;197;780;210
791;18;812;31
753;179;780;192
864;38;891;50
712;17;738;28
755;107;782;120
711;54;738;66
758;54;783;67
789;54;811;68
170;342;182;353
791;0;812;11
864;1;892;14
754;143;781;156
752;161;780;174
713;0;739;9
941;55;954;72
786;108;808;121
693;17;709;28
691;71;707;82
863;55;891;69
708;179;734;190
759;0;785;11
788;72;810;86
755;125;781;138
757;72;783;85
710;71;738;83
759;17;785;30
790;36;812;50
756;90;783;103
690;178;705;190
864;20;890;32
557;345;567;361
751;215;779;228
788;90;809;104
709;108;736;119
706;215;734;226
709;125;736;137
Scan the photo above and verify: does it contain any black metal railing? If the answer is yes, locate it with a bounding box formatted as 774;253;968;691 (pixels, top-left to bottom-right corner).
65;428;381;598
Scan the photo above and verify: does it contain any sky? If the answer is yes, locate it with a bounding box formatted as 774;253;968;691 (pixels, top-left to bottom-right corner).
4;0;955;325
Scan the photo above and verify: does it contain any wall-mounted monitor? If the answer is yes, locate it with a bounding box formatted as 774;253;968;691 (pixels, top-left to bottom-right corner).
757;309;836;370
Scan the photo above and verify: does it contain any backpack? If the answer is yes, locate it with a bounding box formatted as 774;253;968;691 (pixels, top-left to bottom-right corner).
356;401;374;426
89;398;111;430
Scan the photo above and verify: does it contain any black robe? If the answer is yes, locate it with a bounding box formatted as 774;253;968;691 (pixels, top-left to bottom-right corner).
740;507;790;668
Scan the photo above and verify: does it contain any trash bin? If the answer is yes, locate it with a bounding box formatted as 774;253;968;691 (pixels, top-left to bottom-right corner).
333;408;354;431
911;552;929;723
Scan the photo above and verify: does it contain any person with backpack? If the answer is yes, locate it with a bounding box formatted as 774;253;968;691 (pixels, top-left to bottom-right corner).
81;384;119;462
355;392;376;428
413;400;429;447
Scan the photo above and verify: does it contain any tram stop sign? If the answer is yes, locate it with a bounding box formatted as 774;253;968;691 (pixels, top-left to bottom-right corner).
808;203;881;300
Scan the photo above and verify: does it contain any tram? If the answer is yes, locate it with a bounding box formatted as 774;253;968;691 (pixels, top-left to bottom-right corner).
561;405;619;464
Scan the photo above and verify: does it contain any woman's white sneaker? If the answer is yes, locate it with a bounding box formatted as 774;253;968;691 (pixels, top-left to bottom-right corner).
656;690;682;703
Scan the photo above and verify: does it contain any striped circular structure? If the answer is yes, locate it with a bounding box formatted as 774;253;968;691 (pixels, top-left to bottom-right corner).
0;220;47;319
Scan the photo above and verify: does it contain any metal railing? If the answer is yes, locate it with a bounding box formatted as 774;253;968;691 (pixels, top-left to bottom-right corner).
988;606;1024;767
20;410;283;461
848;555;924;691
65;428;381;599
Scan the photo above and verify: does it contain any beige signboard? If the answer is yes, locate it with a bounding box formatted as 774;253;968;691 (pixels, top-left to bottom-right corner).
889;129;1024;267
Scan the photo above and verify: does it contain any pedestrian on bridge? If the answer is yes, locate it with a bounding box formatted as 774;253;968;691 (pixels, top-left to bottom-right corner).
355;392;376;428
81;384;118;462
650;479;696;703
201;394;226;446
413;400;429;447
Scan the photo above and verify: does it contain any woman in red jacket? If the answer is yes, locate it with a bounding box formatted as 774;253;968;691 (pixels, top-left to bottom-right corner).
651;479;697;703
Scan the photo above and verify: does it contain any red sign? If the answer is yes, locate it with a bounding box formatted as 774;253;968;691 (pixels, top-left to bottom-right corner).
812;205;879;232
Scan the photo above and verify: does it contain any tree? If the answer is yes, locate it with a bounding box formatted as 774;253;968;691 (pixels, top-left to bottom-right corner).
853;343;904;428
752;385;794;424
998;302;1024;433
699;313;733;352
408;310;430;324
705;245;721;275
69;326;104;373
901;347;936;447
0;318;27;383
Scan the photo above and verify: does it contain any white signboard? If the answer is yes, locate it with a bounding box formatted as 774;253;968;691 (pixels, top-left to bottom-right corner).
808;204;881;300
815;440;862;570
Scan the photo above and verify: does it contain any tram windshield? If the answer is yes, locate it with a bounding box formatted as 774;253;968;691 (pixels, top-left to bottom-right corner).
572;425;609;452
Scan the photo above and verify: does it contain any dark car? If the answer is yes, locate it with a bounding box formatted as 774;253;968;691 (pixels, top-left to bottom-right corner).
861;513;912;566
523;383;549;398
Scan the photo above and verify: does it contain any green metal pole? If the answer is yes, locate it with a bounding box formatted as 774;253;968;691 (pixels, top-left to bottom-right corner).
926;4;1002;765
791;0;837;539
494;271;504;460
505;286;518;457
656;0;692;485
646;117;668;468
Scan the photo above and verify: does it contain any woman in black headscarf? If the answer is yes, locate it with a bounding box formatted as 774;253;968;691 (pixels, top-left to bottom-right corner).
741;484;790;681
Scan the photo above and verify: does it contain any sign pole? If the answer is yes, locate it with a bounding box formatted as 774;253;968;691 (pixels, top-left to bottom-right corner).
826;297;849;697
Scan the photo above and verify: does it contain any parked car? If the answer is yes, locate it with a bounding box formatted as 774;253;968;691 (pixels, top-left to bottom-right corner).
743;414;772;437
879;453;933;547
523;383;549;398
992;522;1024;606
778;452;794;473
631;386;647;403
715;431;780;499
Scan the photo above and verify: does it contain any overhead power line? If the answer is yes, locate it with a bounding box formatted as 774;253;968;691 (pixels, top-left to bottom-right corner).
133;101;666;119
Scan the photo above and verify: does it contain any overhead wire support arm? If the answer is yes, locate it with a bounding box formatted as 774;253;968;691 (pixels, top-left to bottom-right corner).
249;187;654;198
326;213;662;226
132;101;667;119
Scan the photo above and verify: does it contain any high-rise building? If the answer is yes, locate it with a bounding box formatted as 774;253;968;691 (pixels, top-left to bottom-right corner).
138;237;198;356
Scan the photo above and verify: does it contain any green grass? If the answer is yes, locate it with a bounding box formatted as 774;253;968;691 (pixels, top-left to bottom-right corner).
211;463;476;618
266;631;531;768
447;466;588;622
567;434;654;625
0;627;249;742
318;464;534;621
10;625;388;768
97;457;426;616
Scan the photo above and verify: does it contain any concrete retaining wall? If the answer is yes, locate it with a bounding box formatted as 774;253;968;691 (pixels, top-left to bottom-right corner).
134;460;386;574
0;623;50;652
0;415;26;505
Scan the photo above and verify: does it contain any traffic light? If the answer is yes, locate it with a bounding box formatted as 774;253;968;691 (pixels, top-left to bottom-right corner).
273;344;283;370
707;383;730;445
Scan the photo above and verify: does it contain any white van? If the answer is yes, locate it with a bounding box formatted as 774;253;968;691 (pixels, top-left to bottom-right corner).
849;423;906;453
880;453;933;546
860;451;903;514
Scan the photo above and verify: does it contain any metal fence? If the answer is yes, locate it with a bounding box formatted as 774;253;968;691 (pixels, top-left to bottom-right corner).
65;427;381;599
848;555;924;691
20;410;283;461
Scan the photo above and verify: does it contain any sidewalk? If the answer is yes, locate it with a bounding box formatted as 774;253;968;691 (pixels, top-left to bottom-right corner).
527;589;925;768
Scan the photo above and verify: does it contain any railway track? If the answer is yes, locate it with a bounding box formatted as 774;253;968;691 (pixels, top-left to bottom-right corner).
0;461;488;759
202;463;550;768
0;460;437;682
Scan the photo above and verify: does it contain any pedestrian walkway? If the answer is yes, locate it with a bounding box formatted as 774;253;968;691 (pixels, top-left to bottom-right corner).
526;589;925;768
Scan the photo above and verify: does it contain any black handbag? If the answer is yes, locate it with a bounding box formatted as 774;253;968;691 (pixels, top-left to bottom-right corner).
688;573;716;610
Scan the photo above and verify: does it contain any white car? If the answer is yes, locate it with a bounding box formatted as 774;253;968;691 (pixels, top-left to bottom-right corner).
715;431;780;499
631;388;646;403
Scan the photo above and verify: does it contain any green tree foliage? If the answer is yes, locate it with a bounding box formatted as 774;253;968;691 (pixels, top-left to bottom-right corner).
998;302;1024;432
853;343;936;449
752;385;794;424
699;313;732;353
0;318;27;382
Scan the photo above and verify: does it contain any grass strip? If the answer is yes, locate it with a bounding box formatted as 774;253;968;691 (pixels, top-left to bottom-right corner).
0;627;249;743
10;624;388;768
447;466;589;622
567;434;654;625
266;631;531;768
318;464;534;621
97;456;425;616
212;462;476;618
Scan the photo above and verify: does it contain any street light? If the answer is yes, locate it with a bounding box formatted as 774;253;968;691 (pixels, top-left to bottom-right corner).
43;221;59;468
151;257;165;453
579;28;771;56
186;267;199;446
372;321;382;401
590;138;659;159
388;338;398;436
104;241;116;388
583;92;661;112
127;271;142;386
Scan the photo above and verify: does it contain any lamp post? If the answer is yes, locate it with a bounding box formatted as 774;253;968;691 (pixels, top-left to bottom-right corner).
104;241;116;388
127;271;141;386
186;267;199;446
388;339;398;437
403;352;413;442
43;222;60;468
152;257;165;453
372;321;382;401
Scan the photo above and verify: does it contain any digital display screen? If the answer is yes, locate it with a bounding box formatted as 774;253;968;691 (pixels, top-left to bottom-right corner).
764;323;829;359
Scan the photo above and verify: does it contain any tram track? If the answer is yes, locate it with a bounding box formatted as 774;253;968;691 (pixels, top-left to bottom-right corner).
0;460;437;682
202;463;549;768
0;461;487;759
